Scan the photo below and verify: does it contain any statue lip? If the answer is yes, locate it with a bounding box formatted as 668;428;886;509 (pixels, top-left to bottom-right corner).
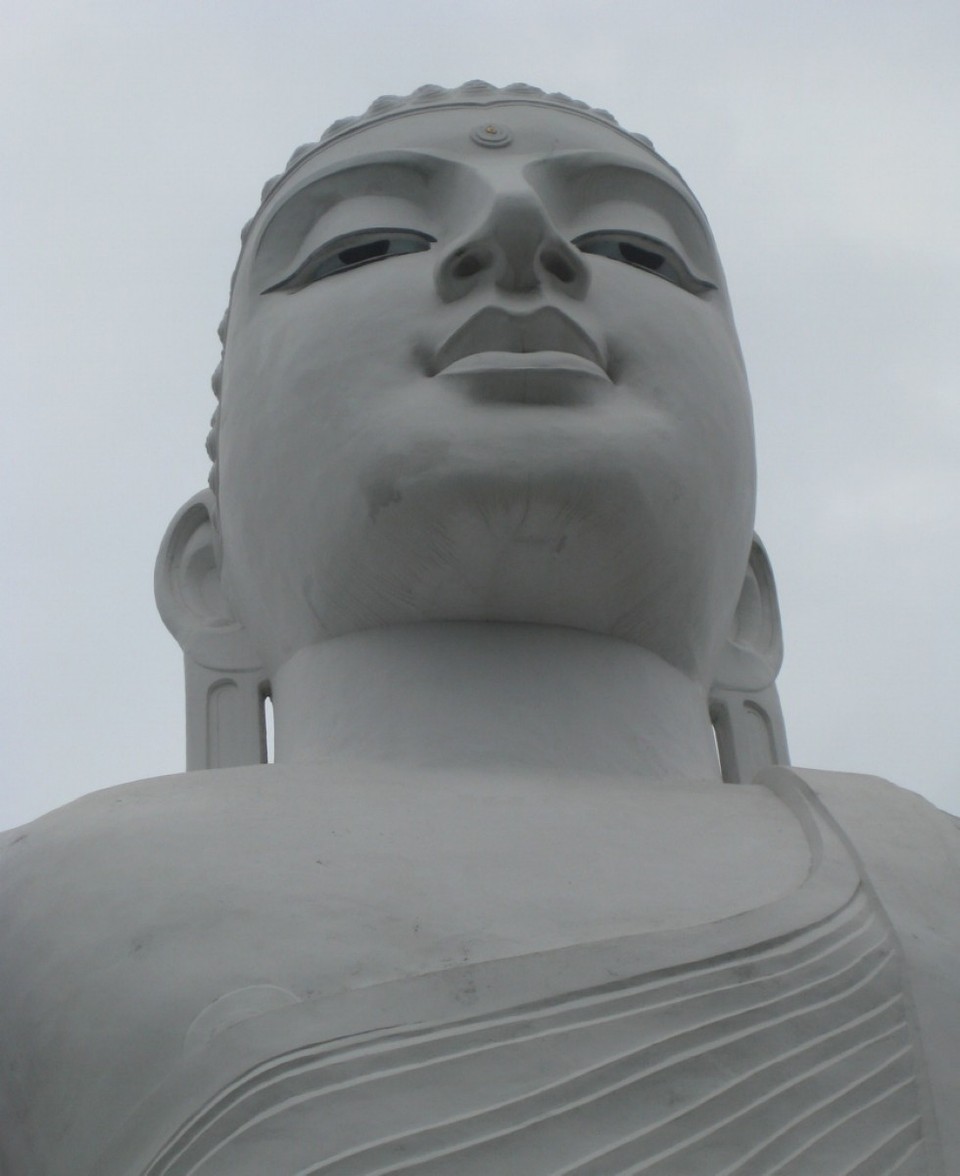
432;307;608;379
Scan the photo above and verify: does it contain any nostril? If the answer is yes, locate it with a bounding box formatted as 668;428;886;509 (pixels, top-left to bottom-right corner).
541;248;577;284
452;253;485;279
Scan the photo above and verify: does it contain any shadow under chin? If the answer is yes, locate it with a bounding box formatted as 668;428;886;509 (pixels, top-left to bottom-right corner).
317;492;721;681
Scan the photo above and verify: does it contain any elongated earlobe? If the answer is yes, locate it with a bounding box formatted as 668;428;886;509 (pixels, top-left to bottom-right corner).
155;490;268;770
709;535;790;783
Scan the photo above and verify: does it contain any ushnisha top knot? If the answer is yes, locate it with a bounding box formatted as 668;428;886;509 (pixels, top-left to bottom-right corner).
312;80;631;151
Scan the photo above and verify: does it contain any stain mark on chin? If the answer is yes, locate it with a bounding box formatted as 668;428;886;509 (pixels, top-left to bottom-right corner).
367;482;403;521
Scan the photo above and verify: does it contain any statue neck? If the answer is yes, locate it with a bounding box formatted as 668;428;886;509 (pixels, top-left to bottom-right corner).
270;623;721;781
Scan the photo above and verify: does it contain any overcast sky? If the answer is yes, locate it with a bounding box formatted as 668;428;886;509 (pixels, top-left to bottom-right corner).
2;0;958;830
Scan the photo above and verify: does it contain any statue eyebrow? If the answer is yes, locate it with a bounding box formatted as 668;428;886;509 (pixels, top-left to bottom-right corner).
247;152;448;286
531;152;709;221
254;152;448;248
528;151;716;268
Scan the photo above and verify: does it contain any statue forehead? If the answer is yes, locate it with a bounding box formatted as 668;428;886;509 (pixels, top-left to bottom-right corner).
248;101;708;249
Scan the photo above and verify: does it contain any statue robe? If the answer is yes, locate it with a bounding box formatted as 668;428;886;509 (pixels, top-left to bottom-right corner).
1;768;957;1174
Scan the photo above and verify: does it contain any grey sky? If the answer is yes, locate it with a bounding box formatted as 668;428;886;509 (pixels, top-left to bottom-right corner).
2;0;958;829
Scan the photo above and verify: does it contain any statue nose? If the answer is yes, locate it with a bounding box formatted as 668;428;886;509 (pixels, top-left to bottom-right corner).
435;193;589;301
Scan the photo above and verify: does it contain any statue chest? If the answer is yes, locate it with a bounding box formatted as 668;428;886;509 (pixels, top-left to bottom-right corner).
0;767;940;1174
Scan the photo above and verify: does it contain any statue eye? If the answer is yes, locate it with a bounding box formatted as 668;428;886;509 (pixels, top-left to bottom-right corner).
572;232;715;295
262;228;436;293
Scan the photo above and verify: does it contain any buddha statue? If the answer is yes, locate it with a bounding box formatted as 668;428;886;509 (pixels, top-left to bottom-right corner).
1;82;957;1175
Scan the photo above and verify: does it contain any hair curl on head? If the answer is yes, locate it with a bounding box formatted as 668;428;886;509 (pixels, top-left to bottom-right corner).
206;81;668;493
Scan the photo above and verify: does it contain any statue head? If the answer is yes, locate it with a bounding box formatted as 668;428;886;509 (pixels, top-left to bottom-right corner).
156;83;786;777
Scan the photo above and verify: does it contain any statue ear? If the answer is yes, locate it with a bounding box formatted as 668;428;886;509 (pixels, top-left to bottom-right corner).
709;535;790;783
155;490;268;770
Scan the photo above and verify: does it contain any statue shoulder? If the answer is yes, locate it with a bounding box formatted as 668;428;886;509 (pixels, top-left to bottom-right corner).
0;765;291;1174
761;766;960;1164
772;766;960;897
0;766;279;929
1;768;228;864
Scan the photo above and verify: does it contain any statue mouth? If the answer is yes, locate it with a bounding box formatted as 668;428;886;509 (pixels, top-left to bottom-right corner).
432;307;609;380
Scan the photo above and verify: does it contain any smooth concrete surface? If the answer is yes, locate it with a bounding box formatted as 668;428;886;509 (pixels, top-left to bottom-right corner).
1;84;955;1173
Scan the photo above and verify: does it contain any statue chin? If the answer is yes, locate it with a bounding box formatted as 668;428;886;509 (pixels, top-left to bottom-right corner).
1;84;957;1175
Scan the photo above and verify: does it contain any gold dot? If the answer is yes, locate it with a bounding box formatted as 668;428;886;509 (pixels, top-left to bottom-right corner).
485;125;498;134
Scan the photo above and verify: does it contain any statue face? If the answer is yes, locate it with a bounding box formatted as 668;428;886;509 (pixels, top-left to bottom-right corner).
216;103;756;680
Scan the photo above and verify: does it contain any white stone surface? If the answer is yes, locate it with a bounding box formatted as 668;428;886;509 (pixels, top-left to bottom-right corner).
1;85;955;1174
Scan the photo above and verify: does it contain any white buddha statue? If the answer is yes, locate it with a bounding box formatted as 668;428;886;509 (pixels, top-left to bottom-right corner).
1;82;957;1175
